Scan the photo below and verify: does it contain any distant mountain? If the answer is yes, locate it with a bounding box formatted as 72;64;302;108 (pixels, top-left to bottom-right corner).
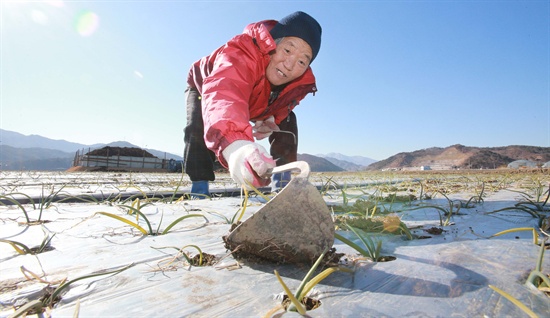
8;130;543;173
0;129;345;172
319;153;377;167
366;144;550;171
297;154;345;172
0;145;74;171
1;129;91;153
0;129;183;171
322;157;364;171
315;153;377;171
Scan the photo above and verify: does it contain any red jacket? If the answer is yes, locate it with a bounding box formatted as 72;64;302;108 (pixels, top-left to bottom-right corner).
187;20;318;166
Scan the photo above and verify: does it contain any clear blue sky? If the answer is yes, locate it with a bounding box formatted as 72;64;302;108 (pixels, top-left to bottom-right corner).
2;1;549;160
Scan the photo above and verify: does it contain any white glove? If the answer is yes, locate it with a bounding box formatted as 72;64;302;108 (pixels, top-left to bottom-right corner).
222;140;276;189
252;116;280;140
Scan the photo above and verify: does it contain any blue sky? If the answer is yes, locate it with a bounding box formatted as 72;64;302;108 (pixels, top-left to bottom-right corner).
1;0;548;160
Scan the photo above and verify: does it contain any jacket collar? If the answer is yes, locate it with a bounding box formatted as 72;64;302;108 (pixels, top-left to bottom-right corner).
243;20;278;55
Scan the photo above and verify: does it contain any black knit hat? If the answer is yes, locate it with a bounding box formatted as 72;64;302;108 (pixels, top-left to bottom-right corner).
270;11;322;63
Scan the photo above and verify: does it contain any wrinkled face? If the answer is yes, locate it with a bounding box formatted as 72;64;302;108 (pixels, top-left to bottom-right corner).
266;36;312;87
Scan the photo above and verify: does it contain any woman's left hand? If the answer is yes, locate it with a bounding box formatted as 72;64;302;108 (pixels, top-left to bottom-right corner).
252;116;280;140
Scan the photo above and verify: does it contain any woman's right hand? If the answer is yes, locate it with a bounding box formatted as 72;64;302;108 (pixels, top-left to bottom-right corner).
222;140;276;189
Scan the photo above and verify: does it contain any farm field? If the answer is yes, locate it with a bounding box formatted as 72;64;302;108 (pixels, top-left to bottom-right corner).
1;168;549;317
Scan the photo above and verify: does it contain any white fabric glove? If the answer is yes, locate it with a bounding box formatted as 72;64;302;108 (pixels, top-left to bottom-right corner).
252;116;280;140
222;140;276;189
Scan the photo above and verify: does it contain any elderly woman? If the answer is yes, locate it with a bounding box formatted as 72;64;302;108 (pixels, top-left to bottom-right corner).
184;11;322;197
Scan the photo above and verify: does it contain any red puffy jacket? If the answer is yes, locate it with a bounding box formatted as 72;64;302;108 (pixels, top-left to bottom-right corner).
187;19;318;167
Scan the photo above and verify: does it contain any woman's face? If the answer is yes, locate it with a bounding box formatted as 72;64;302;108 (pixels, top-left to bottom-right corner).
266;36;312;87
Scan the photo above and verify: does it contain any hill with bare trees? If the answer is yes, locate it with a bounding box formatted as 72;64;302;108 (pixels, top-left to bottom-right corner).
365;144;549;171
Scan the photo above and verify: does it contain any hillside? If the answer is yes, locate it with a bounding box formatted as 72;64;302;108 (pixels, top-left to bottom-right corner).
323;157;364;171
0;129;364;172
317;153;376;171
0;145;74;171
1;129;94;153
297;154;345;172
0;129;184;171
3;129;547;172
366;144;550;171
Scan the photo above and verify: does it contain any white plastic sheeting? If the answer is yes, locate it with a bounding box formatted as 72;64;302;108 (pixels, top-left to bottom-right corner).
1;178;549;317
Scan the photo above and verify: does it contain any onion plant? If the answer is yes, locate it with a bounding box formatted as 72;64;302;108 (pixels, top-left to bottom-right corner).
462;181;486;208
0;226;55;255
206;183;274;225
96;199;208;235
334;214;412;239
8;263;134;318
0;185;77;224
272;248;352;314
491;227;540;245
488;285;539;318
525;236;550;290
319;176;337;197
335;225;385;262
487;237;548;318
404;190;463;226
166;170;187;203
236;183;272;224
0;194;33;224
207;204;246;226
487;184;549;226
37;184;67;216
152;244;209;270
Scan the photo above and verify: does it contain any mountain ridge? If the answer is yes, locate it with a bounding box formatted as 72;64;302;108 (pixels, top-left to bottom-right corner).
0;129;355;172
366;144;550;170
0;129;184;158
318;152;377;167
3;129;546;172
1;129;100;153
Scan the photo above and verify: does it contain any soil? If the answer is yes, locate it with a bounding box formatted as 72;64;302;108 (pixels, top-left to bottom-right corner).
28;246;55;254
190;253;217;266
415;235;433;239
425;227;445;235
333;215;409;235
376;255;396;262
282;295;321;311
18;220;51;226
13;285;61;316
322;248;345;267
223;224;346;266
222;235;310;264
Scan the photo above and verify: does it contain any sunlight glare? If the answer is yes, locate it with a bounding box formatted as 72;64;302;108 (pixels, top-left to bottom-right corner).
75;10;99;37
30;10;48;25
44;0;64;8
